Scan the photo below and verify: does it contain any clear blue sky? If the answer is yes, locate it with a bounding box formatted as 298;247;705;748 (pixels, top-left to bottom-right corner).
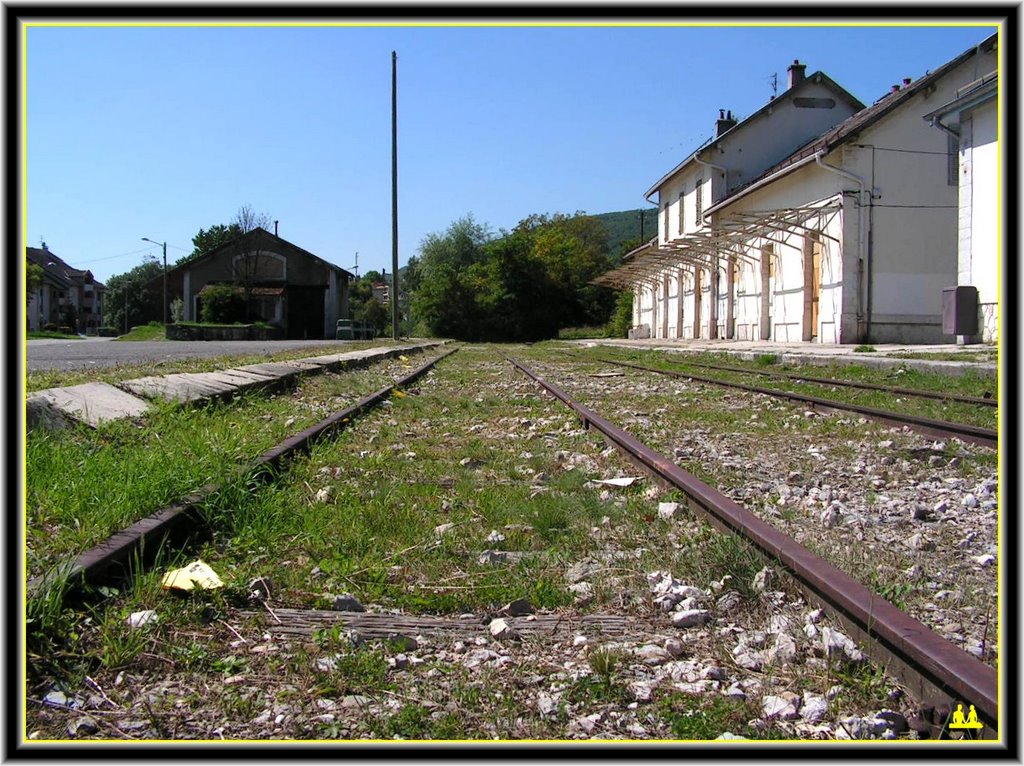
25;21;997;284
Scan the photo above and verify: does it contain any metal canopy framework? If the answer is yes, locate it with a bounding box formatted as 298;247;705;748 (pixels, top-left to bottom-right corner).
592;201;842;290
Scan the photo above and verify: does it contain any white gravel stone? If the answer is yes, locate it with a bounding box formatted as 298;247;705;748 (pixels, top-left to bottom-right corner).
658;502;680;519
762;694;801;720
801;694;829;722
672;609;711;629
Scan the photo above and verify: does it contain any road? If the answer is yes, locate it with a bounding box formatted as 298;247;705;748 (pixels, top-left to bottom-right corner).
25;337;361;372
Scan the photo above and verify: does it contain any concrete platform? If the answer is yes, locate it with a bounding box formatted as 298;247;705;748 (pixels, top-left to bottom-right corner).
577;339;998;378
26;383;152;429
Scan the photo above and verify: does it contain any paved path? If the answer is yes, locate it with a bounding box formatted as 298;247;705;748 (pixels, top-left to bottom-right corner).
26;337;385;372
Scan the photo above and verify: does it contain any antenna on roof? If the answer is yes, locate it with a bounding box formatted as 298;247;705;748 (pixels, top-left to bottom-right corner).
769;72;778;98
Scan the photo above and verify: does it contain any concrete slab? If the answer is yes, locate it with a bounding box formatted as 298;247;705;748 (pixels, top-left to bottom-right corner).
121;373;240;403
27;383;151;429
233;360;320;378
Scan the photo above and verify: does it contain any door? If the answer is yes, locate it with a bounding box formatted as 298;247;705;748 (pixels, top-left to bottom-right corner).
286;286;326;339
693;268;702;339
810;241;822;340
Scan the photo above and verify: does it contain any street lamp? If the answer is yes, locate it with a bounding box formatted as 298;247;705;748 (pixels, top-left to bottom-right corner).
142;237;167;325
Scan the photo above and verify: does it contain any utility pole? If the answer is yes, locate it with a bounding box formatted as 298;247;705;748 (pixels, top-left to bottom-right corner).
391;50;400;340
142;237;168;325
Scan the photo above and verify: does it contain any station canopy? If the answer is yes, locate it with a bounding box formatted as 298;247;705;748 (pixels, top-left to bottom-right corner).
592;202;841;290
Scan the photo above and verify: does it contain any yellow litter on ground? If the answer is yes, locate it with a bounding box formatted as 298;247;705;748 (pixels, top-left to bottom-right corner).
161;560;224;591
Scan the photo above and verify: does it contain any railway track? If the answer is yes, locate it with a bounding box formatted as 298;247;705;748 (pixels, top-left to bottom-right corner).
633;357;998;408
27;346;1000;743
508;356;999;739
27;348;459;601
588;357;997;450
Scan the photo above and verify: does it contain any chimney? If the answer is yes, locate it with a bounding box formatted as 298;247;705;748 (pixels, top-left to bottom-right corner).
891;84;901;93
274;220;279;236
902;77;912;89
715;109;738;137
787;59;806;88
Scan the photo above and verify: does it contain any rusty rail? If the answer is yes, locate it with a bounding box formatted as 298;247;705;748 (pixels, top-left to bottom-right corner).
508;356;999;737
27;348;458;601
595;358;997;450
619;356;998;407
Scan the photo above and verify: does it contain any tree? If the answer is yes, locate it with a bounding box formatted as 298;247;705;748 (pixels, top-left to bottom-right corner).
104;256;164;333
231;204;273;322
179;223;242;266
411;215;492;340
356;296;388;333
200;283;246;324
26;259;43;305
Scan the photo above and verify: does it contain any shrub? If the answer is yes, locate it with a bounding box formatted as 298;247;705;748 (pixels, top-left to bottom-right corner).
200;285;246;324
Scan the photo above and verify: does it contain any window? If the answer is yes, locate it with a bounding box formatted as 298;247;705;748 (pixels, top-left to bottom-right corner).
663;201;669;240
678;190;685;234
694;177;703;226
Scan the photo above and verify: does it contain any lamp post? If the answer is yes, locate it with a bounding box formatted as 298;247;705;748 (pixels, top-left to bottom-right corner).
142;237;167;325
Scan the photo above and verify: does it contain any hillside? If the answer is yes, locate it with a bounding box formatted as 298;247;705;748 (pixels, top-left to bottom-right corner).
591;208;658;263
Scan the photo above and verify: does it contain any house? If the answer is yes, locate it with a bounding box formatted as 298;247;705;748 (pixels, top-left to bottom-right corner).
597;34;998;345
594;58;865;340
26;245;106;332
924;68;999;343
160;227;353;339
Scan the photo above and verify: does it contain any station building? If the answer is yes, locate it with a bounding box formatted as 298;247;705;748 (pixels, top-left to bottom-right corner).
596;34;998;345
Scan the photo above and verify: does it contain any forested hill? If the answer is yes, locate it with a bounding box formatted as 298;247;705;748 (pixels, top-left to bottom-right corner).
591;208;659;263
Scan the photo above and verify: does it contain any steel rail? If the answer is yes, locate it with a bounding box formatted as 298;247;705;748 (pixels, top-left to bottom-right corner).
507;355;999;737
620;356;998;408
596;358;997;450
27;348;459;601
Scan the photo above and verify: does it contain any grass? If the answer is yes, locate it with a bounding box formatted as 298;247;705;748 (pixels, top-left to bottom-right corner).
114;322;166;342
27;331;83;340
853;344;876;353
557;325;611;340
573;346;998;430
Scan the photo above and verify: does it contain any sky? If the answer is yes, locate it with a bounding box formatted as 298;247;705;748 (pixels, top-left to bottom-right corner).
24;17;999;285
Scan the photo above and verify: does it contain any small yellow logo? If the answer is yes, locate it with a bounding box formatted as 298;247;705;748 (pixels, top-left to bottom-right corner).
948;703;983;730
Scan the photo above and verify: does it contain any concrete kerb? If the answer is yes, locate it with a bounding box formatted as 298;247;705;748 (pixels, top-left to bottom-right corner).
26;341;445;433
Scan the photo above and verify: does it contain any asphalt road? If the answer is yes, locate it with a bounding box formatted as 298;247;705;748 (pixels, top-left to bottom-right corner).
26;337;361;372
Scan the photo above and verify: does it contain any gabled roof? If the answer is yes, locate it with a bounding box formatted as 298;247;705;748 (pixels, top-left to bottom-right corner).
644;71;865;198
27;247;83;288
165;227;354;280
712;32;998;209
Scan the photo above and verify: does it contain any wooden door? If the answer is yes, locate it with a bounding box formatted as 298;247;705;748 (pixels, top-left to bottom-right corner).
693;268;702;339
810;242;822;339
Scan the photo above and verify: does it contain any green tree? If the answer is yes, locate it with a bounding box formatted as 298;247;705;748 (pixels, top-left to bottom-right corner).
607;289;633;338
105;256;164;334
179;223;242;265
412;216;492;340
200;284;246;324
356;296;389;333
26;259;44;304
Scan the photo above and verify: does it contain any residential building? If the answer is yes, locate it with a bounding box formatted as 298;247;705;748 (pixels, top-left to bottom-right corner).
26;245;105;332
160;227;353;339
